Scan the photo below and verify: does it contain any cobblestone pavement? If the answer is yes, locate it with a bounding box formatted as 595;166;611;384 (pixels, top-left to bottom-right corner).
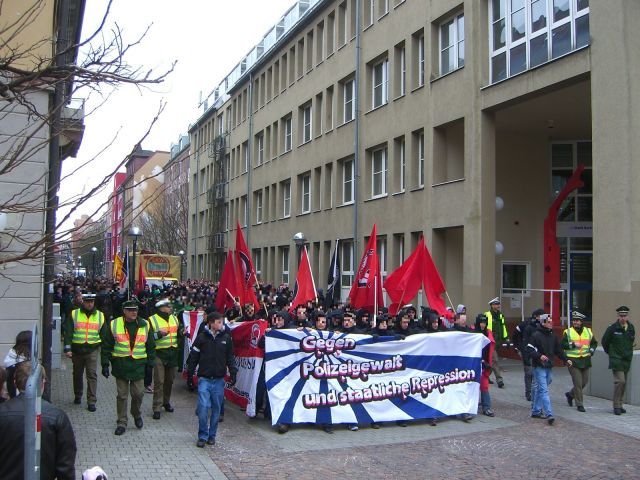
52;358;640;480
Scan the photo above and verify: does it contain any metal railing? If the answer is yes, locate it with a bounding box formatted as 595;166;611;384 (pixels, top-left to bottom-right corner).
502;288;569;328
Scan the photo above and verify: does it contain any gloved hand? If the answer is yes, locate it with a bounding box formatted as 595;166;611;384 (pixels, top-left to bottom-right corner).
155;330;167;340
186;374;195;391
101;366;110;378
229;372;237;386
571;342;577;349
370;334;380;341
396;334;406;340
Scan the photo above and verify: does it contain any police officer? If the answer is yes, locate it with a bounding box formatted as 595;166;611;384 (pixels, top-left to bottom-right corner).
149;298;184;419
63;292;105;411
484;297;509;388
562;310;598;412
101;300;155;435
602;306;636;415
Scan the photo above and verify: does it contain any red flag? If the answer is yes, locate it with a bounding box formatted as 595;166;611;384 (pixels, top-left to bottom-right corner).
384;239;423;315
235;222;260;309
421;238;447;315
348;224;384;314
290;246;317;312
137;257;146;295
384;236;447;315
215;250;240;312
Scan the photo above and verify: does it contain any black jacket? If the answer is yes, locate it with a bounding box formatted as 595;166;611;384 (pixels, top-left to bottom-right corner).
526;326;568;368
513;318;540;364
187;326;237;379
0;395;76;480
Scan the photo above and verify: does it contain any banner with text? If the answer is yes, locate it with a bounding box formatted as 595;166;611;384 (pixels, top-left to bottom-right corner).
265;330;489;426
226;320;268;417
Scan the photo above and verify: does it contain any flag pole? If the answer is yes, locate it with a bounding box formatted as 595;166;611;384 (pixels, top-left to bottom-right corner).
306;246;319;304
444;290;456;311
373;275;378;328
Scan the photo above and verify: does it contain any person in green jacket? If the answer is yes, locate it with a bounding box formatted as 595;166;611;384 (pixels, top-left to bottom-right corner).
62;292;105;411
601;306;636;415
101;300;155;435
562;310;598;412
148;298;184;419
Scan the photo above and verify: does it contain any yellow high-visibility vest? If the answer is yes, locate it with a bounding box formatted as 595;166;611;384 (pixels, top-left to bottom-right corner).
149;314;179;349
484;310;508;340
111;317;148;359
71;309;104;345
564;327;593;358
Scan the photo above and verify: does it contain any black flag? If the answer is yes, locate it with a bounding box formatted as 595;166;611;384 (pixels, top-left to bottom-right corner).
325;239;341;309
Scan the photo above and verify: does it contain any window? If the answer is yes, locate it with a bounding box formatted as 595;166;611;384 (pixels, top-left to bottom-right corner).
341;240;354;288
377;237;387;280
417;132;424;187
253;249;262;280
283;180;291;218
372;148;387;197
372;59;388;108
224;203;230;231
302;104;312;143
394;136;405;192
284;115;292;152
489;0;590;83
501;261;530;296
342;158;354;204
378;0;389;18
417;35;425;86
343;79;355;123
552;141;592;222
242;141;249;173
257;132;264;166
255;191;263;224
301;174;311;213
440;13;465;75
365;0;374;26
241;195;248;227
394;43;406;97
281;246;290;284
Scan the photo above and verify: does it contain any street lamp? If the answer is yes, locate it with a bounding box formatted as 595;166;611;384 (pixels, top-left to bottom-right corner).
91;247;97;280
178;250;185;282
128;226;143;294
292;232;307;267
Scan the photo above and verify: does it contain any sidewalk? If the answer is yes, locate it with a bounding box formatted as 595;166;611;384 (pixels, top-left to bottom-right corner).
51;359;228;480
51;358;639;479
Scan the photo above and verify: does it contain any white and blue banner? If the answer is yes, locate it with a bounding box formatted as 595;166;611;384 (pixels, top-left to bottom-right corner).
265;330;489;425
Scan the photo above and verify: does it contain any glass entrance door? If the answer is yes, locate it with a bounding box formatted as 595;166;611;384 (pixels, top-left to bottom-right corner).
569;252;592;320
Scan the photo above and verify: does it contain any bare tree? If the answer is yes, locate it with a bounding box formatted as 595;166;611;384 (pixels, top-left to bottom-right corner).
138;180;188;255
0;0;175;268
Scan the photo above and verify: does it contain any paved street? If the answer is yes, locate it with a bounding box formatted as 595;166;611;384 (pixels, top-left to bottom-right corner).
52;358;640;479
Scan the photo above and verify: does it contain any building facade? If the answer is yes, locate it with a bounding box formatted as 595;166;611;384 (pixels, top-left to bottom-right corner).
0;0;85;358
187;1;638;355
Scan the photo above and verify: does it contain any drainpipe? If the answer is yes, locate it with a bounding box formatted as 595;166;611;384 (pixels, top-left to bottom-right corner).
247;73;254;248
353;0;362;254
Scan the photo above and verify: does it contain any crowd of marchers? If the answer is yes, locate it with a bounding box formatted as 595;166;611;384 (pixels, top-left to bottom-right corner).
0;275;634;474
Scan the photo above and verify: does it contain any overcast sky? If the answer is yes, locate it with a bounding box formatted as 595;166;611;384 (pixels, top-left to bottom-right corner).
58;0;295;228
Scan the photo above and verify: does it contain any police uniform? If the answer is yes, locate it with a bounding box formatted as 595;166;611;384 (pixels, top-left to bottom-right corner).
100;300;156;435
149;298;184;419
602;306;635;415
62;292;105;411
562;310;598;411
484;297;508;388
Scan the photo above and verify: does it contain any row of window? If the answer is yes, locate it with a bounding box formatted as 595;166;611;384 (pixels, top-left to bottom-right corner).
191;0;590;170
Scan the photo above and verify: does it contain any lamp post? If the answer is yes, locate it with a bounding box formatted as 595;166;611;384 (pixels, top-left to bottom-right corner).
292;232;307;268
128;226;142;294
91;247;97;280
178;250;185;282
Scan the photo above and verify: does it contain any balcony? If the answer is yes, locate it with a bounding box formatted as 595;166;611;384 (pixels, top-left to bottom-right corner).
59;97;85;159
